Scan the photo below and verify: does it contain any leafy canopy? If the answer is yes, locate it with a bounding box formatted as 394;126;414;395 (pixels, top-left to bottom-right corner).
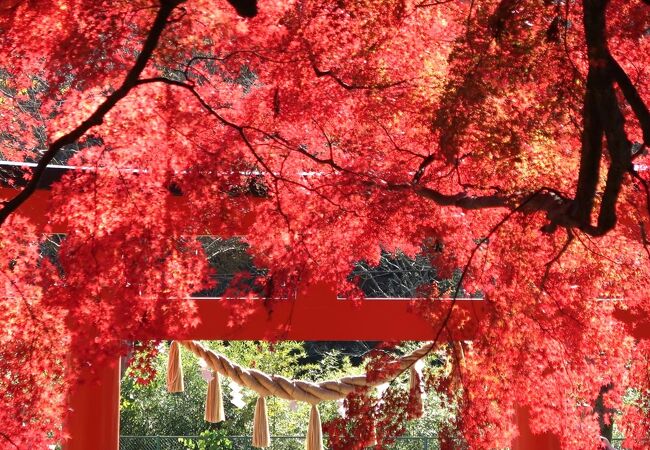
0;0;649;449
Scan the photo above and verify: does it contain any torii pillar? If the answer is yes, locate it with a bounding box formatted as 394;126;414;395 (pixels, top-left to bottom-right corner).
64;357;121;450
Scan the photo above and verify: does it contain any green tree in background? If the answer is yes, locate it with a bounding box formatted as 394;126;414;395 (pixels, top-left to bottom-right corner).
121;341;459;447
120;341;361;438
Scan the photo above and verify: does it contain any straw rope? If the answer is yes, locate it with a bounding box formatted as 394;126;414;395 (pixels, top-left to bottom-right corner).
177;340;432;405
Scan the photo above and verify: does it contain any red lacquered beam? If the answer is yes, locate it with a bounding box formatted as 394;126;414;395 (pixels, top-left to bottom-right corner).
170;298;486;341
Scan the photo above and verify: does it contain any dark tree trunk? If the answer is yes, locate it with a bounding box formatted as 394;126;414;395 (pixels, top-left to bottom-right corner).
594;383;615;441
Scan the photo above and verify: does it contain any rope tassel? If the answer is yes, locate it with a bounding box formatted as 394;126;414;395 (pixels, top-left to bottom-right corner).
305;404;324;450
166;341;184;393
367;421;378;447
408;366;424;419
204;372;225;423
252;396;270;448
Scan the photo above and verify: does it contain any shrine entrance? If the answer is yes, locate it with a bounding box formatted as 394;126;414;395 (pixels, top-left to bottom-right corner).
1;172;622;450
60;283;558;450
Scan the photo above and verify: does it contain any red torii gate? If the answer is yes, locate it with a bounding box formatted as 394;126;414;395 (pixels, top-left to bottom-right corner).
4;183;644;450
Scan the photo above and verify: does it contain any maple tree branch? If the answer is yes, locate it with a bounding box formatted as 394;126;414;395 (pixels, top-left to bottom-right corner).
594;382;616;439
389;191;557;393
640;222;650;262
631;169;650;217
413;186;511;209
608;55;650;146
567;0;638;236
595;82;632;234
224;0;258;17
307;48;408;91
415;0;455;7
292;141;347;173
488;0;523;41
0;0;184;227
311;64;408;91
412;154;437;184
630;170;650;263
582;1;633;236
393;183;570;223
376;121;426;159
0;432;18;449
572;70;604;227
179;52;278;81
540;231;574;292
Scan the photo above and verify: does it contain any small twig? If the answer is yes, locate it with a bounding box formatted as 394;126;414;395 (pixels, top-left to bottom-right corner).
0;431;19;449
540;230;574;292
640;222;650;263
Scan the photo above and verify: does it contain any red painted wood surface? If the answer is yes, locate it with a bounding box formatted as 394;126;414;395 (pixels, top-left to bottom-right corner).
154;279;487;341
0;188;60;230
512;407;562;450
63;358;120;450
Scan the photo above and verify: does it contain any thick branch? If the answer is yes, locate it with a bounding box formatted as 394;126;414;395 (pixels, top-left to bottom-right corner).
0;0;183;227
596;75;632;233
594;383;615;441
412;185;569;218
414;186;510;209
488;0;523;40
569;0;634;236
571;70;604;226
412;154;437;184
608;55;650;146
225;0;258;17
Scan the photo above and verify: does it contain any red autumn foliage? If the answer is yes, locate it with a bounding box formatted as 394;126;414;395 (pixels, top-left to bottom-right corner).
127;341;161;386
323;390;379;450
0;0;649;449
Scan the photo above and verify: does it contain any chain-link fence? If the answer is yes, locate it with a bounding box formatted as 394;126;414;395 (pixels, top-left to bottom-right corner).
121;435;629;450
120;435;438;450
